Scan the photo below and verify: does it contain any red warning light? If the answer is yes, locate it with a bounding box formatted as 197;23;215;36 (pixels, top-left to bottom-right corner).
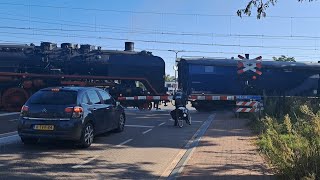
252;76;257;80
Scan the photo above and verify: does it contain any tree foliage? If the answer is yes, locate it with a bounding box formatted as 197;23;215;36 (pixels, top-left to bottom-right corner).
238;0;315;19
165;74;175;81
272;55;296;62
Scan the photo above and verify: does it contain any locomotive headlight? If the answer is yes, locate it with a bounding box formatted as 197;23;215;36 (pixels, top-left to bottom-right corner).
96;55;102;59
183;113;187;117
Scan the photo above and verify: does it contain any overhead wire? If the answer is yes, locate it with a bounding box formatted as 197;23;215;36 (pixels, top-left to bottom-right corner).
0;39;301;57
1;39;319;61
1;14;320;41
2;2;320;19
0;10;318;44
0;29;319;51
143;48;320;60
0;2;319;61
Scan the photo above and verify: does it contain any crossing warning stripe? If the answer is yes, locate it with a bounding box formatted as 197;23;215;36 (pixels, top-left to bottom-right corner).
189;95;235;101
118;96;173;101
235;108;257;113
236;101;259;107
118;95;237;101
237;55;262;75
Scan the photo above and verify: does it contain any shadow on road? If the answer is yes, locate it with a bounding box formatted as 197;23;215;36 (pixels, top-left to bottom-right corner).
0;109;274;179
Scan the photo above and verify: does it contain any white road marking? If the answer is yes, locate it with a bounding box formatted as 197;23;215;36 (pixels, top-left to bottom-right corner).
142;129;152;135
160;148;187;179
72;155;99;169
160;114;216;179
166;114;216;179
0;112;19;117
158;122;166;126
117;139;133;146
125;125;154;128
192;120;202;123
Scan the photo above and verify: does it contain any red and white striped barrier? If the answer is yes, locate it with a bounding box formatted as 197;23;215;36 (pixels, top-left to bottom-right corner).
189;95;235;101
235;107;258;113
235;100;262;114
118;95;237;101
236;101;259;107
118;96;173;101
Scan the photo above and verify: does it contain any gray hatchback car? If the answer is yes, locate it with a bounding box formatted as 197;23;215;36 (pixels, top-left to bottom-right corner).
18;86;126;148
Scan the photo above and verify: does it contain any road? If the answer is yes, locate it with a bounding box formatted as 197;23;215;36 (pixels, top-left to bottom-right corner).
0;106;213;179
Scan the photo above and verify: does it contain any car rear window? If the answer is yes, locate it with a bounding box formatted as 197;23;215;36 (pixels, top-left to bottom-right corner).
28;90;78;105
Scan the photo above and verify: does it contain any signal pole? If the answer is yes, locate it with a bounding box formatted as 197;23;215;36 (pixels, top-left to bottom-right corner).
168;50;185;93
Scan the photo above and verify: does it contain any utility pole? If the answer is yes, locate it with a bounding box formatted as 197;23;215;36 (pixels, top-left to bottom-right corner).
168;50;185;93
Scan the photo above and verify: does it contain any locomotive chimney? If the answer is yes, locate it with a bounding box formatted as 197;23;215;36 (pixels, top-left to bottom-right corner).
125;42;134;51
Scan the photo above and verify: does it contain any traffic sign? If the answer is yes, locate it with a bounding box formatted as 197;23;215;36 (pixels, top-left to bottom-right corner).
237;54;262;76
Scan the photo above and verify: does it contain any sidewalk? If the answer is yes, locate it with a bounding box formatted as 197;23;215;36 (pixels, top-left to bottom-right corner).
178;111;274;180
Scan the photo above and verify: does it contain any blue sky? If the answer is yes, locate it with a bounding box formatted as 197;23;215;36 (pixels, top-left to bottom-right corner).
1;0;320;75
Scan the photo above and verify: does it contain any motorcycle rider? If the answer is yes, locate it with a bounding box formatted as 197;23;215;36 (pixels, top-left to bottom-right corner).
170;89;189;126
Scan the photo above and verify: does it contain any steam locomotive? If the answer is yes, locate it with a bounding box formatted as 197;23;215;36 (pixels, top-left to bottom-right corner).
0;42;166;111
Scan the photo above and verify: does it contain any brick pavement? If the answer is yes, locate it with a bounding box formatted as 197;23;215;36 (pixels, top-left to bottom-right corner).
178;111;275;180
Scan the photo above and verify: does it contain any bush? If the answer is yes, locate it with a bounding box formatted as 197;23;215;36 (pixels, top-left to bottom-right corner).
254;98;320;179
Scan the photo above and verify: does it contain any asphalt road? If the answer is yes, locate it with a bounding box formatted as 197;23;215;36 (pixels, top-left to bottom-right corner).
0;112;20;135
0;107;213;179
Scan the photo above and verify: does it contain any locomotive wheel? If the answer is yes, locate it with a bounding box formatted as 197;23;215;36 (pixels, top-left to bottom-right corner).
2;88;29;112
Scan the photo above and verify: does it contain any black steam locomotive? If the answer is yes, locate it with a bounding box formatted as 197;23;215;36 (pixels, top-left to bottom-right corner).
0;42;166;111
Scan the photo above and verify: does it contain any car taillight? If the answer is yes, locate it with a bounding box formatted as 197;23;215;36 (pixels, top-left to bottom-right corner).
21;105;29;112
20;105;29;116
73;106;83;113
64;107;74;113
66;106;84;118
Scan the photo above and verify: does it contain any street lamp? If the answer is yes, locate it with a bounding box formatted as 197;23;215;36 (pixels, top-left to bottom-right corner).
168;50;185;93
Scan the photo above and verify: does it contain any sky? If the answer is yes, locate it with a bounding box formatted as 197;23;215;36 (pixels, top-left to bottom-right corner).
1;0;320;75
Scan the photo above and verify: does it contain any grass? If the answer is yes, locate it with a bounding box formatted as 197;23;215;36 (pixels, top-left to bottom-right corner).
251;97;320;179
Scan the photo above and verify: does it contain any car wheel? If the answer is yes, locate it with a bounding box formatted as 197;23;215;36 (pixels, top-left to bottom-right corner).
115;113;125;132
21;137;39;145
78;123;94;148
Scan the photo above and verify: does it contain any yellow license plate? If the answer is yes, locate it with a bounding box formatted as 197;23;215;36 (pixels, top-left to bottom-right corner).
34;125;54;131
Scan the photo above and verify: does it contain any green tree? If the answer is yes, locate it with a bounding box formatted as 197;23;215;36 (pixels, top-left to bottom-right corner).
238;0;315;19
165;74;175;81
272;55;296;62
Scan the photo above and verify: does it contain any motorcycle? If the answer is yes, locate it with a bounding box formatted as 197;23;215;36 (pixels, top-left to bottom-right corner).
170;106;192;128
